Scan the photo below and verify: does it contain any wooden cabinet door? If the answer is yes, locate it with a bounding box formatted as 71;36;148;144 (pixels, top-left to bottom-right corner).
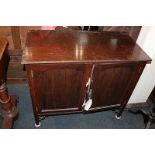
90;63;139;109
28;64;91;114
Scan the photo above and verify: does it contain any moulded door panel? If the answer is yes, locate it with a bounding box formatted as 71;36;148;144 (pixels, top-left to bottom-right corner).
91;63;138;109
30;64;91;113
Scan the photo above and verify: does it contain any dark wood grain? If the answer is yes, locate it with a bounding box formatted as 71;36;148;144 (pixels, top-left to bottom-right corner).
22;31;151;64
26;63;92;124
116;62;147;117
23;30;151;126
0;26;142;83
91;63;138;109
31;64;88;112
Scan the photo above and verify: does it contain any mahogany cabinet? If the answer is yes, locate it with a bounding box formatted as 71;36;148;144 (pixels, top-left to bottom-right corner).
22;30;151;127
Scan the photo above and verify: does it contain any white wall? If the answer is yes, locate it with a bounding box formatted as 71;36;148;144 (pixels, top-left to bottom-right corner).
128;26;155;103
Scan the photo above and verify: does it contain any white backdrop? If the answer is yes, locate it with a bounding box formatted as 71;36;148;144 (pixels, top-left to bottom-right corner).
128;26;155;103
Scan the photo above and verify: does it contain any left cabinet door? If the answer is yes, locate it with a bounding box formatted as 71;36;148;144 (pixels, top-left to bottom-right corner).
27;64;91;114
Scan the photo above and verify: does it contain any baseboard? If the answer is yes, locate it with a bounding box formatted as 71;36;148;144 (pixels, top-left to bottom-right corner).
7;78;27;84
125;102;148;109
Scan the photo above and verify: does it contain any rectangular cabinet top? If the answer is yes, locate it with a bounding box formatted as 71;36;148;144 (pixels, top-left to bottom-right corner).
21;30;151;64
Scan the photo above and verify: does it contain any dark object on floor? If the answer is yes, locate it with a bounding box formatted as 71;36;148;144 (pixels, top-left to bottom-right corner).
0;37;18;129
129;87;155;129
129;100;155;129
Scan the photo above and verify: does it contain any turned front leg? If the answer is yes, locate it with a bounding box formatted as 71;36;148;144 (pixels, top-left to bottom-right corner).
115;102;127;119
0;83;13;111
0;83;18;128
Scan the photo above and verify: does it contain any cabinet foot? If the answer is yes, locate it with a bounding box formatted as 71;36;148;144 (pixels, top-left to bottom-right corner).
0;82;19;128
115;114;122;120
35;122;41;128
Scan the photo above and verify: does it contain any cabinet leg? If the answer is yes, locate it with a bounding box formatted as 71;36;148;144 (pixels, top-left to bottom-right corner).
34;115;41;127
115;114;122;119
0;83;18;128
35;122;41;128
115;112;122;119
115;106;125;120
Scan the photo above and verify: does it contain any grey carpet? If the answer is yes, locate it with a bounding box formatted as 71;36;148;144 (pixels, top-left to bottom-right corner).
6;84;155;129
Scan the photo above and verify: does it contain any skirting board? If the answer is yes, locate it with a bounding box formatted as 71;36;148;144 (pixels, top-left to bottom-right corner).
125;102;148;109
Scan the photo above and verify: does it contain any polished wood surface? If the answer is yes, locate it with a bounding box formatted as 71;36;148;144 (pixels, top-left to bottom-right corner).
0;26;142;83
22;31;151;64
91;63;138;109
23;30;151;126
29;64;88;112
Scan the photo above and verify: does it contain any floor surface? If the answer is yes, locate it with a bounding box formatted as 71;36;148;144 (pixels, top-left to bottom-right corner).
6;84;155;129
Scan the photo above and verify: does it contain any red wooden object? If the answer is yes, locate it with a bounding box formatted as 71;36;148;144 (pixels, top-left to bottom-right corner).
0;38;18;129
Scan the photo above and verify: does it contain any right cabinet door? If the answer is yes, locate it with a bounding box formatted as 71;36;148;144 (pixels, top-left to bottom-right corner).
91;63;138;109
